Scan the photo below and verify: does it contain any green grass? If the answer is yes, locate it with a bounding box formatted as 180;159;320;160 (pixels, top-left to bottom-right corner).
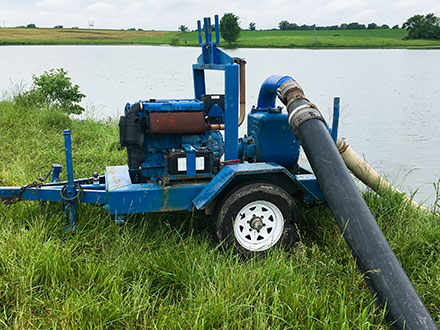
0;100;439;328
1;27;440;48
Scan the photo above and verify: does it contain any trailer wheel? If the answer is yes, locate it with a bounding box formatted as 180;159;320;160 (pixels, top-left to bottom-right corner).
215;182;299;254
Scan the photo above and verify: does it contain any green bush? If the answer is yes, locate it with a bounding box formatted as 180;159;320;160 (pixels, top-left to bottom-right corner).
15;68;86;115
170;37;180;45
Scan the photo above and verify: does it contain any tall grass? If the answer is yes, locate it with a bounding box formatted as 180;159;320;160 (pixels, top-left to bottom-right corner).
0;100;439;328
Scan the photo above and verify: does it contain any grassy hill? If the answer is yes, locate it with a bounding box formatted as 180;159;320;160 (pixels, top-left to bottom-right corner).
1;27;440;48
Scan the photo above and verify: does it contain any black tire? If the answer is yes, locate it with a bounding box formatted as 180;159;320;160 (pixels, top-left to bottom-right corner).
215;182;299;255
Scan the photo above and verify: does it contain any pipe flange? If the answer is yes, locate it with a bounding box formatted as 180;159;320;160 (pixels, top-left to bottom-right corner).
288;103;325;133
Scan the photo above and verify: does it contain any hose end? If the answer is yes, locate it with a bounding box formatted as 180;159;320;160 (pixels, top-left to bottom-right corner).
287;103;325;134
277;80;306;106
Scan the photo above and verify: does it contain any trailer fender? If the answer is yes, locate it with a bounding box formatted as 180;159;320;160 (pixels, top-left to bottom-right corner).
192;162;324;210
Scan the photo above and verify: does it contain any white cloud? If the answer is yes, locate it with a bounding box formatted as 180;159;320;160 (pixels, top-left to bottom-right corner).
1;0;439;30
84;2;116;15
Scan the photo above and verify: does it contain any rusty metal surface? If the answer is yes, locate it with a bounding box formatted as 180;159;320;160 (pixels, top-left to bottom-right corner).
206;124;225;130
149;111;205;134
237;58;246;126
106;165;132;191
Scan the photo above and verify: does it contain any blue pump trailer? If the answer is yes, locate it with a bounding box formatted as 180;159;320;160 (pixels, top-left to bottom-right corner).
0;16;437;330
0;16;329;246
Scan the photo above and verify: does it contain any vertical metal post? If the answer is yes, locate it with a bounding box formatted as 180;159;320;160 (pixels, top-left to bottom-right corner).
331;97;340;143
193;68;206;100
63;129;77;229
197;20;203;45
51;164;62;183
204;17;211;44
214;15;220;44
183;145;196;177
224;64;239;160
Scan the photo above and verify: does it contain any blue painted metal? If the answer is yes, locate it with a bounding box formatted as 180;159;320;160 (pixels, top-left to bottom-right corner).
224;64;239;160
182;144;196;177
105;166;207;214
331;97;340;143
139;99;204;112
192;16;239;161
63;130;77;228
193;162;324;210
239;107;300;169
294;174;326;202
257;75;295;109
193;69;206;100
0;184;106;204
139;130;223;181
51;164;62;182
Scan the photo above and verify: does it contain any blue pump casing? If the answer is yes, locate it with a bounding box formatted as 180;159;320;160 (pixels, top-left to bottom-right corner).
238;107;300;169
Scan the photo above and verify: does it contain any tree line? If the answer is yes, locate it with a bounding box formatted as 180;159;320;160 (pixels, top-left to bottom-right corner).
217;13;440;44
278;20;397;31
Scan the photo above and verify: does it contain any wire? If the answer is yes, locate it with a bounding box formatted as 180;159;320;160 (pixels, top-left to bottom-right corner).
60;183;84;202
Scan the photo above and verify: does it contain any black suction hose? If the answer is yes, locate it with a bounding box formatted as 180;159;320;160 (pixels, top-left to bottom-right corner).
277;80;438;329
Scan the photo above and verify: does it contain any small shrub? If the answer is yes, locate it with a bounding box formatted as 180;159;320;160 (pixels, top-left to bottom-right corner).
170;37;180;45
15;68;86;115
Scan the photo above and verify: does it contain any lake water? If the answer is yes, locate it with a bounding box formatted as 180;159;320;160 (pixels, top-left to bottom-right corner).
0;45;439;206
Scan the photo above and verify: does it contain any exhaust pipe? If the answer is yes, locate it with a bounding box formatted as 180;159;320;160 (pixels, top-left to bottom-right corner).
275;77;438;329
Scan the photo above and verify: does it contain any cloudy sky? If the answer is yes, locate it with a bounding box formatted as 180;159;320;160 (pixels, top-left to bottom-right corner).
1;0;439;30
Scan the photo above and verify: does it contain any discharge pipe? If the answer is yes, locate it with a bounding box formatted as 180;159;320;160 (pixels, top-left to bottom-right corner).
336;138;425;211
274;77;438;329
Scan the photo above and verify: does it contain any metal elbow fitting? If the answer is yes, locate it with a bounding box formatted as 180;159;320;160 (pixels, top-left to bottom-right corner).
277;80;325;134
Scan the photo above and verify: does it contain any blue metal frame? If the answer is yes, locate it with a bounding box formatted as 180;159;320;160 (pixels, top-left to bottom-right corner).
193;15;239;161
331;97;340;143
193;162;325;209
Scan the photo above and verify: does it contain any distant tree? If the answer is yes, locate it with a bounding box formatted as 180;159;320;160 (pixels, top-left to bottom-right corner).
346;22;366;29
340;23;348;30
249;22;256;31
220;13;241;45
367;23;377;29
392;24;399;29
381;24;390;29
279;20;290;30
179;25;189;32
54;25;63;29
403;13;440;39
26;23;37;28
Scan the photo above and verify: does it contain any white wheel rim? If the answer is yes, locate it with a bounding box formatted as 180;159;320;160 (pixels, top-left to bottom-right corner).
233;200;284;252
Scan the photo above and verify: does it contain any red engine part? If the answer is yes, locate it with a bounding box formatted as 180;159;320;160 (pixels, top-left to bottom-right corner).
149;111;206;134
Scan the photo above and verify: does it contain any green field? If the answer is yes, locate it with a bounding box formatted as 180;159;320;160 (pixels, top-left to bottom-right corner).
0;93;439;328
1;27;440;48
